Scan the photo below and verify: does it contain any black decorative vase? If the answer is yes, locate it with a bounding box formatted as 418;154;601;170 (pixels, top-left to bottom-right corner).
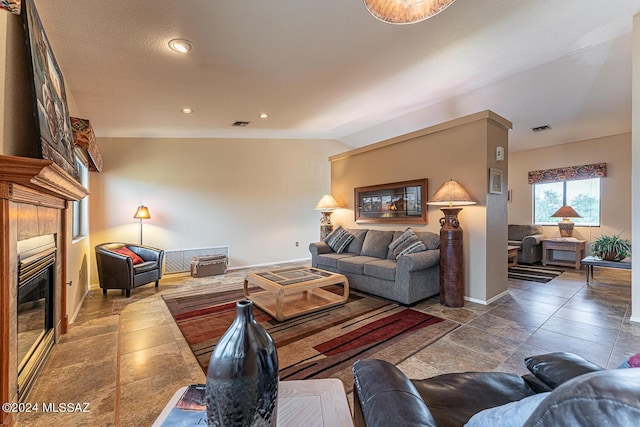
206;299;279;426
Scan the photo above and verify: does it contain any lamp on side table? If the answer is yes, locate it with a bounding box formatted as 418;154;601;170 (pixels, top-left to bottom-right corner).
314;195;340;240
427;180;476;307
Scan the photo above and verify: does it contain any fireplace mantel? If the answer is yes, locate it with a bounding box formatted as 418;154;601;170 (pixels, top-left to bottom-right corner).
0;155;89;201
1;155;88;425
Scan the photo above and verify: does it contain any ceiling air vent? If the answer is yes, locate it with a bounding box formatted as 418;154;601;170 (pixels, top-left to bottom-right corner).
531;124;551;132
232;121;250;127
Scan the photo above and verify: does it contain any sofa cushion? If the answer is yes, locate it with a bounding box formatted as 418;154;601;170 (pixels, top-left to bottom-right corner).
416;232;440;250
361;230;394;259
363;259;397;281
389;228;427;259
346;229;368;254
324;226;355;253
133;261;159;273
317;253;356;269
338;256;381;275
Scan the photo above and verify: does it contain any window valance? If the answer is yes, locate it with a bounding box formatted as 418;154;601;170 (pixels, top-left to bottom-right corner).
528;163;606;184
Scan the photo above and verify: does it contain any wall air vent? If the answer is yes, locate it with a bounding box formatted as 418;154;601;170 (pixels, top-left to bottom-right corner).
232;121;250;127
531;125;551;132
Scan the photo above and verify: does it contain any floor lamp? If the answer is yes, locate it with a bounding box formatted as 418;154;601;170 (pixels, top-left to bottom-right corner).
427;180;476;307
133;205;151;245
314;195;340;240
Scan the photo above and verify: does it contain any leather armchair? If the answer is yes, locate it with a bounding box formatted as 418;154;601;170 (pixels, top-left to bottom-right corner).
95;242;165;297
353;352;640;427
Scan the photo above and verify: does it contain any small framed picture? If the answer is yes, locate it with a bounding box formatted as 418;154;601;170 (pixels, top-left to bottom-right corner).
489;168;503;194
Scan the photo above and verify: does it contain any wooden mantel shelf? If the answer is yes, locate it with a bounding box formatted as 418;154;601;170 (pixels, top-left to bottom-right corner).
0;155;89;201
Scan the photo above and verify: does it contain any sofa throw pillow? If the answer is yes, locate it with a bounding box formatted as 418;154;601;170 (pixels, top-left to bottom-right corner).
389;228;427;259
112;246;144;265
324;226;355;254
464;392;550;427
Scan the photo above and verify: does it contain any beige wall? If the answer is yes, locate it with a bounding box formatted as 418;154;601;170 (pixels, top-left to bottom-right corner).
88;136;348;283
329;111;511;303
508;133;632;251
632;14;639;322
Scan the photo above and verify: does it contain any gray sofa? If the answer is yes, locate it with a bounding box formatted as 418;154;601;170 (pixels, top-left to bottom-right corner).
309;228;440;305
508;224;544;265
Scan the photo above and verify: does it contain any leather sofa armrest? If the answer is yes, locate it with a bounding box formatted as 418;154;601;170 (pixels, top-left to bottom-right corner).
309;241;333;256
525;352;603;389
353;359;436;427
397;249;439;272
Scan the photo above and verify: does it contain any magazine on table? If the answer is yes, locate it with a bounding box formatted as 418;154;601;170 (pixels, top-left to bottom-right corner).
158;384;207;426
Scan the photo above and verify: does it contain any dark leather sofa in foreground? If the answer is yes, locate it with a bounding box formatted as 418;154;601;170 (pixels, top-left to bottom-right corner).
353;352;640;427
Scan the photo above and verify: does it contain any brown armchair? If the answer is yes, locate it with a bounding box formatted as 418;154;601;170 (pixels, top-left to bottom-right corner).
95;242;165;297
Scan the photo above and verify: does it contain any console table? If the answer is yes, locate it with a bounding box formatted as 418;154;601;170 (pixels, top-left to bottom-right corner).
542;239;586;270
581;256;632;285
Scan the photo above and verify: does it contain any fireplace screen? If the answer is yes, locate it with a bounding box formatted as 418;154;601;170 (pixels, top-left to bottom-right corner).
16;234;56;400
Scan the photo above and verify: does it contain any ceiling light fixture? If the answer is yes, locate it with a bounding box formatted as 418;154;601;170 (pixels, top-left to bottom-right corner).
259;113;269;119
181;108;194;114
364;0;456;24
168;38;193;53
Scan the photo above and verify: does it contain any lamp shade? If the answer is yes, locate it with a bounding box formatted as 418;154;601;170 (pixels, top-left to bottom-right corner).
314;195;340;211
551;206;581;218
133;205;151;220
427;180;476;207
364;0;456;24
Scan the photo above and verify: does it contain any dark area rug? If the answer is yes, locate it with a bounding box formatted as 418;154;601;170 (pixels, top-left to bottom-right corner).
162;285;458;391
508;264;564;283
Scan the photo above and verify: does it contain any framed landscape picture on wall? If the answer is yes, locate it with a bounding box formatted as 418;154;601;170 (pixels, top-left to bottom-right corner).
23;0;78;179
355;179;427;224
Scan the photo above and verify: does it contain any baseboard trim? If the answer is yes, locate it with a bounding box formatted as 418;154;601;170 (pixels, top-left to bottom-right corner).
69;287;90;324
630;315;640;324
465;289;510;306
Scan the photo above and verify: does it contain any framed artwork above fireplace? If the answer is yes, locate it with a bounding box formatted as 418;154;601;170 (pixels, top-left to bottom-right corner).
23;0;78;180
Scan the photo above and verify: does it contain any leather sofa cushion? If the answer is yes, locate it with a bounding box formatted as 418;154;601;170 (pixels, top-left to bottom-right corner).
413;372;536;427
508;224;543;241
316;253;356;269
524;352;603;389
133;261;159;273
361;230;394;259
338;256;381;275
364;259;397;281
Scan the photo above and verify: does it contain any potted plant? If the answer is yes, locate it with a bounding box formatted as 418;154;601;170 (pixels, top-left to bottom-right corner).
591;232;631;261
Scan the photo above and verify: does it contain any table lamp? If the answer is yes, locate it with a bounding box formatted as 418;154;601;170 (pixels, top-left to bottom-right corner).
427;179;476;307
551;205;581;237
314;195;340;240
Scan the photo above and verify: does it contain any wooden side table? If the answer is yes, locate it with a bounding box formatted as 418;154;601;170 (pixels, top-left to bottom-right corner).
542;239;586;269
507;245;519;268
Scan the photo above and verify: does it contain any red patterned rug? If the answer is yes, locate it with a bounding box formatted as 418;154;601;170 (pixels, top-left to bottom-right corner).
162;286;459;390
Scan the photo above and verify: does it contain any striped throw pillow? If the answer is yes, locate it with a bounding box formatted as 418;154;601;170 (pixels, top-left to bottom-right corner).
389;228;427;259
324;226;355;254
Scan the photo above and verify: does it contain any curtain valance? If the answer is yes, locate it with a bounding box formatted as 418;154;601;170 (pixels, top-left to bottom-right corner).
528;163;606;184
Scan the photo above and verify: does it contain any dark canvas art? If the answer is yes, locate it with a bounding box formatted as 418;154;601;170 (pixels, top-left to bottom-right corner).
23;0;78;179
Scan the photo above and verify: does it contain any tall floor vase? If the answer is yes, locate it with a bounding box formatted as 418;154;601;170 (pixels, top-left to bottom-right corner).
206;299;279;426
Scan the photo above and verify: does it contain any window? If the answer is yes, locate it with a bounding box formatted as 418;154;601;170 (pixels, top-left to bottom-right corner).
72;154;89;240
533;178;601;226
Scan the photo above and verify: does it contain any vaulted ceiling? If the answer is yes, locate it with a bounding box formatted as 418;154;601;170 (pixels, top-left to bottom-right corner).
34;0;640;151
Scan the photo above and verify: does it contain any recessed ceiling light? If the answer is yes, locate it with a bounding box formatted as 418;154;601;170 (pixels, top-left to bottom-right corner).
168;39;193;53
259;113;269;119
181;108;193;114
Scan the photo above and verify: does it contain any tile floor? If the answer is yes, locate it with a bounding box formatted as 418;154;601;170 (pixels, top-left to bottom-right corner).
15;263;637;426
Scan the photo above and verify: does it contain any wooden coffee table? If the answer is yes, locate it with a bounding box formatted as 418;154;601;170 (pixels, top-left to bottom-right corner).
244;266;349;321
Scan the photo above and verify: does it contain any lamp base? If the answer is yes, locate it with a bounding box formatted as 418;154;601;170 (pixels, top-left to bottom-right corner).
439;207;465;308
557;219;574;237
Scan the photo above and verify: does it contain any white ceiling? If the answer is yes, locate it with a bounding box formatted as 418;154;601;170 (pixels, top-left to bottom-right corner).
33;0;640;152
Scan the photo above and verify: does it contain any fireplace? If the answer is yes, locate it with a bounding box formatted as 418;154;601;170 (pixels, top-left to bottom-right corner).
16;234;57;401
1;155;89;426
